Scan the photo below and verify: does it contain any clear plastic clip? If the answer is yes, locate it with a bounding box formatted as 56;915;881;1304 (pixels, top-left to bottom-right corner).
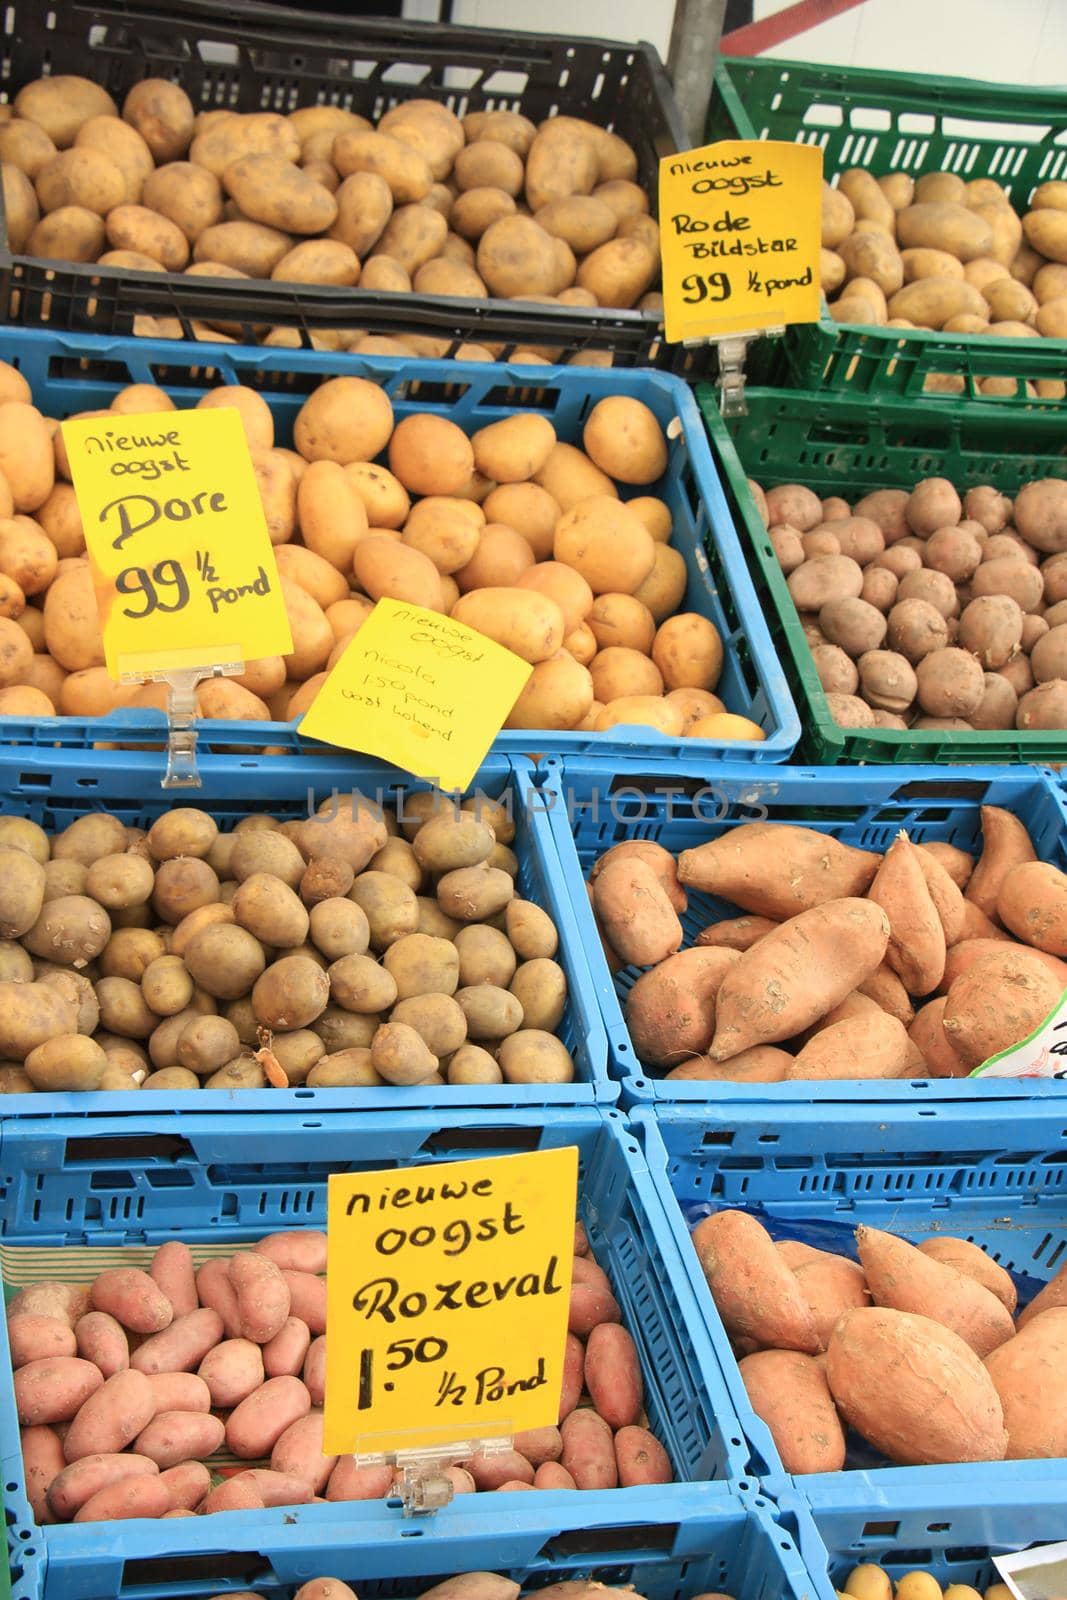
358;1434;513;1519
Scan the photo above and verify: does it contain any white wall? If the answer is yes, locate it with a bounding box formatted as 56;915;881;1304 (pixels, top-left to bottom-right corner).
403;0;1067;89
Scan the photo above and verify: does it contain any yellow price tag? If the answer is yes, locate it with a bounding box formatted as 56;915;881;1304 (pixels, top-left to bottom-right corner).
61;408;292;680
659;139;823;342
299;598;533;793
324;1148;578;1456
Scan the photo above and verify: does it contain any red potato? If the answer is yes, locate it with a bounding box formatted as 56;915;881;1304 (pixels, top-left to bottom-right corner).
7;1314;77;1368
614;1423;672;1486
534;1460;577;1489
19;1425;66;1523
568;1276;621;1338
559;1407;617;1489
8;1283;91;1330
690;1210;821;1353
281;1269;327;1333
739;1349;846;1473
494;1479;536;1491
144;1371;211;1413
512;1426;563;1465
198;1337;265;1407
254;1229;328;1274
200;1477;266;1514
134;1409;225;1468
230;1251;291;1344
195;1257;242;1337
158;1460;212;1512
226;1373;312;1458
47;1453;160;1521
129;1307;223;1374
271;1410;338;1494
73;1473;171;1522
303;1334;326;1405
325;1458;395;1501
263;1316;312;1378
856;1225;1014;1357
583;1323;643;1428
149;1242;198;1318
90;1268;173;1334
558;1331;585;1420
62;1367;156;1461
75;1312;130;1377
238;1468;315;1506
15;1356;104;1425
466;1449;535;1489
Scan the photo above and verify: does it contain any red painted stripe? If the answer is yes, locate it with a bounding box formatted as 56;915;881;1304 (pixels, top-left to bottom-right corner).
722;0;869;56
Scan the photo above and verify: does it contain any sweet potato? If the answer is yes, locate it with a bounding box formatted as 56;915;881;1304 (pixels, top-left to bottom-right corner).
984;1308;1067;1458
965;805;1037;919
856;1225;1015;1357
791;1252;870;1346
589;840;686;914
1018;1262;1067;1328
739;1349;846;1473
583;1322;642;1428
908;997;970;1078
939;938;1067;994
956;899;1011;944
857;962;915;1025
690;1209;821;1352
614;1423;672;1486
915;845;967;945
868;831;946;995
709;898;891;1059
785;1012;910;1079
918;841;974;890
624;947;740;1066
592;856;682;968
917;1237;1017;1313
677;824;879;919
942;949;1062;1068
996;861;1067;956
695;915;778;951
666;1046;791;1083
794;990;883;1044
827;1307;1007;1465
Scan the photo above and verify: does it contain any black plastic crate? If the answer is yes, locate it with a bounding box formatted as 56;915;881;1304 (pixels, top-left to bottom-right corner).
0;0;696;370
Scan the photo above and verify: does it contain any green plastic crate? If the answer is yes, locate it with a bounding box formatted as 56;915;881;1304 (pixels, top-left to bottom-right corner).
697;381;1067;764
709;56;1067;407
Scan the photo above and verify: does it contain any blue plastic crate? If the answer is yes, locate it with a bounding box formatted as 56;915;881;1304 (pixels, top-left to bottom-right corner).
0;328;798;766
633;1102;1067;1498
0;750;613;1113
538;756;1067;1104
9;1490;815;1600
772;1473;1067;1600
0;1108;756;1600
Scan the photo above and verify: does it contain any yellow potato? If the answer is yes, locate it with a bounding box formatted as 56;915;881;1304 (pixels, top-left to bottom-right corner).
822;183;855;249
272;240;359;285
901;248;965;282
42;565;103;672
582;397;667;485
838;169;896;232
294;377;394;465
2;164;40;252
190;112;300;177
472;415;556;484
280;579;334;681
142;163;223;243
274;545;349;611
192;221;291;277
105;205;189;271
450;587;565;662
554;497;655;594
652;613;722;690
534;443;617;510
577;238;656;307
477;215;558;298
15;76;117;149
525;123;598;211
0;405;53;512
35;148;126;216
27;206;104;262
595;695;682;736
352;539;444;610
897;201;994;261
345;463;410;529
223;155;337;236
0;120;58;180
1023;207;1067;264
687;711;764;741
332;129;433;203
633;544;688;622
122;80;196;163
535;196;617;254
505;651;593;730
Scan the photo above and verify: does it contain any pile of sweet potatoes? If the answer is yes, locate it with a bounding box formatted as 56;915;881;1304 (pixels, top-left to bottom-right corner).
587;804;1067;1081
693;1209;1067;1469
11;1223;670;1526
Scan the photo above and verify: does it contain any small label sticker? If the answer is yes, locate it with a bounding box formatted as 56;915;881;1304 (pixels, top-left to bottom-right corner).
658;139;823;342
971;986;1067;1077
62;408;292;680
298;598;533;793
324;1148;578;1456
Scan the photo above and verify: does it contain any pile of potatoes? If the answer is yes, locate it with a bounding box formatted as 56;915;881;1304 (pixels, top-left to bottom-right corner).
840;1566;1014;1600
0;789;582;1094
693;1208;1067;1469
586;804;1067;1083
821;169;1067;391
197;1580;707;1600
751;470;1067;733
0;361;742;743
12;1222;673;1524
0;75;663;361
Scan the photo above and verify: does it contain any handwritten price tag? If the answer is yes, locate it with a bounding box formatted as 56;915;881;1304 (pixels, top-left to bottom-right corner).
659;139;822;342
971;986;1067;1078
298;598;533;793
324;1148;578;1456
62;408;292;680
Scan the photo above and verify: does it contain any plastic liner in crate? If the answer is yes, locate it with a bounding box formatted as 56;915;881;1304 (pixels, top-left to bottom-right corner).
0;0;694;372
771;1472;1067;1600
632;1102;1067;1495
708;55;1067;408
0;1108;757;1600
0;749;614;1113
699;384;1067;765
0;329;797;765
539;755;1067;1103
